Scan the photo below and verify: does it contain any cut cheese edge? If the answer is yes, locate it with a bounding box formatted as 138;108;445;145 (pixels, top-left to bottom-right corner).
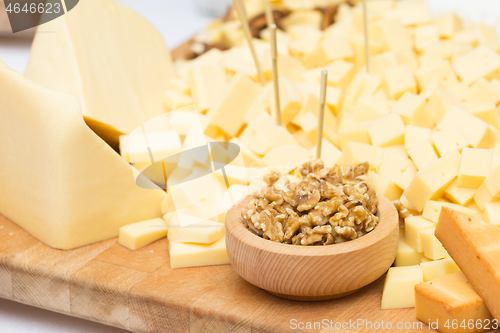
169;237;230;269
0;65;165;250
119;218;168;250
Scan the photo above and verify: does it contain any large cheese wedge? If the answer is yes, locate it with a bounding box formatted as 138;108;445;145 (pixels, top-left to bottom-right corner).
25;0;174;142
436;208;500;320
0;66;165;250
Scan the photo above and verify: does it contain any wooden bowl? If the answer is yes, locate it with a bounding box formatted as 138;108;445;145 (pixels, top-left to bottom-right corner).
225;194;399;301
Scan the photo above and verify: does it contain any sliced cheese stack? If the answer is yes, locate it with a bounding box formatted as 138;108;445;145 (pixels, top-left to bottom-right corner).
0;65;165;250
25;0;175;148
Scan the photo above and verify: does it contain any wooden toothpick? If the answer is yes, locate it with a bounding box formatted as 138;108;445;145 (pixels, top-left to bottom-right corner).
263;0;274;26
270;24;281;126
316;70;328;160
362;0;370;74
233;0;266;85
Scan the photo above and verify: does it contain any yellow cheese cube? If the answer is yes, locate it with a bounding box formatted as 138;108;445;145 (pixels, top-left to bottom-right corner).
325;60;355;89
405;216;435;253
263;145;313;175
320;35;354;62
270;78;302;125
311;139;342;168
415;60;459;91
221;48;258;79
368;113;405;147
453;46;500;84
473;182;497;210
392;92;434;128
338;142;384;169
464;78;500;105
295;112;318;144
188;64;227;112
239;111;274;155
371;172;403;202
249;178;268;194
432;126;469;157
395;236;426;267
458;148;493;188
261;51;305;82
394;0;432;26
437;13;463;38
229;137;264;167
161;192;175;216
468;104;500;129
244;92;268;125
207;73;261;137
162;90;194;110
383;64;417;100
373;19;413;53
379;151;417;190
124;131;182;164
427;88;461;123
408;139;439;170
296;82;342;115
343;72;382;106
169;237;229;269
368;52;399;76
422;200;477;224
119;218;168;251
472;23;500;52
483;165;500;198
415;272;493;333
383;144;409;158
403;152;462;212
414;24;439;52
381;265;423;309
419;258;460;282
338;121;371;148
438;107;496;149
484;202;500;226
444;180;476;206
167;213;224;244
404;125;432;150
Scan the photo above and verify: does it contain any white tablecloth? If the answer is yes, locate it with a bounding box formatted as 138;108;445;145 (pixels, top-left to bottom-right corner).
0;0;499;332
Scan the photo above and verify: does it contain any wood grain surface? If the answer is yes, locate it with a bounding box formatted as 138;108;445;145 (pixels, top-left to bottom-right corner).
225;194;399;301
0;212;438;333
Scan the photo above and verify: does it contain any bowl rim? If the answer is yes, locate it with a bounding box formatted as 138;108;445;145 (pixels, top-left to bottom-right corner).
225;193;398;258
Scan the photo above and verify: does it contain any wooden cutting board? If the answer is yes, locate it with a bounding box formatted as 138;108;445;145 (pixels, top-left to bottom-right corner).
0;213;433;333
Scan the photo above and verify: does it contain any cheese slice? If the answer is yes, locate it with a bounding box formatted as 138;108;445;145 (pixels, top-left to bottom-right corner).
0;66;165;250
415;272;493;333
169;238;230;269
119;218;168;251
436;208;500;320
25;0;174;138
168;213;224;244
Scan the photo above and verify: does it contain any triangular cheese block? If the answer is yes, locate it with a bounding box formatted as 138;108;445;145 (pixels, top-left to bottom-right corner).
436;208;500;320
0;65;165;250
25;0;174;146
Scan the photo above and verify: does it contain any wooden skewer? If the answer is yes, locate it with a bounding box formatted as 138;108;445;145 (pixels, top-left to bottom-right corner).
316;70;328;159
233;0;266;85
362;0;370;74
263;0;274;26
270;24;281;126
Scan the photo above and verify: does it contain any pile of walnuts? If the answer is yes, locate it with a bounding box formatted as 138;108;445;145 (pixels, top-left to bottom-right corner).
241;160;379;246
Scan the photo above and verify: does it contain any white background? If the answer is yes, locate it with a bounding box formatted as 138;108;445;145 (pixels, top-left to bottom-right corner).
0;0;500;332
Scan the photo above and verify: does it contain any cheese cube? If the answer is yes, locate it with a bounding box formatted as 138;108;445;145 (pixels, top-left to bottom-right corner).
444;180;476;206
435;209;500;320
162;90;194;110
457;148;493;188
432;126;469;157
207;73;261;137
383;64;417;100
168;213;224;244
325;60;355;89
484;202;500;226
483;165;500;198
464;78;500;105
438;107;496;149
395;236;426;267
263;145;313;175
392;92;433;128
403;152;462;212
297;82;342;115
239;111;274;155
414;24;439;52
311;139;342;168
169;237;229;269
270;78;302;125
124;131;182;164
379;151;417;190
468;104;500;129
295;112;318;144
221;48;258;79
188;64;227;112
229;137;264;167
394;1;432;26
427;88;461;123
415;60;459;91
373;19;412;53
352;97;388;122
244;92;268;125
370;173;403;202
368;113;405;147
408;140;439;170
320;35;354;62
383;144;409;158
404;125;432;150
249;179;267;194
405;216;435;253
381;266;423;309
473;182;496;210
368;52;399;76
419;258;460;282
338;121;371;148
119;218;168;251
453;46;500;84
422;200;477;224
261;51;305;82
161;192;175;216
437;13;463;38
169;109;202;135
338;142;384;169
415;272;493;333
